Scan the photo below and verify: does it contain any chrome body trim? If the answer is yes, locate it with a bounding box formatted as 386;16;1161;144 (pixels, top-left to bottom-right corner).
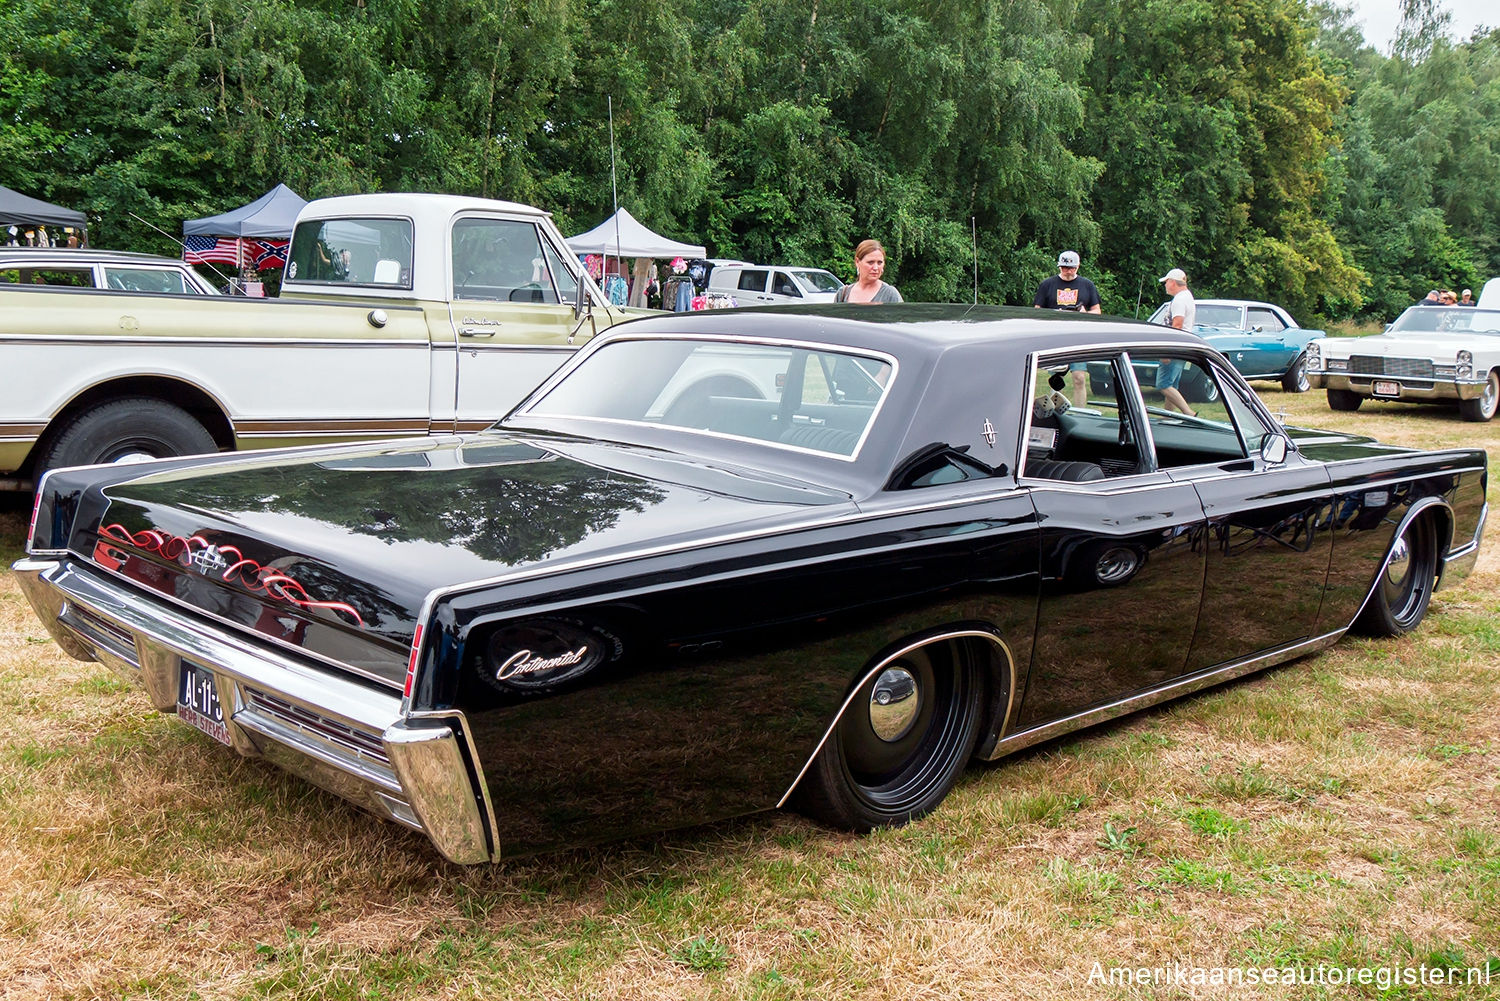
10;557;488;863
983;629;1345;760
776;629;1014;808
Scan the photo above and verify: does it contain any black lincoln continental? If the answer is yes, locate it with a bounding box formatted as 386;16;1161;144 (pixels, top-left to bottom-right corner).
14;305;1488;862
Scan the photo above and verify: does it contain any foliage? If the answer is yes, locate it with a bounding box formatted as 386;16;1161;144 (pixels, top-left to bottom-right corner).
1;0;1495;322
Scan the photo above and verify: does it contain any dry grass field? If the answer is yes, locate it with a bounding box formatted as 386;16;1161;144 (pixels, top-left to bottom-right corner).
1;388;1497;1000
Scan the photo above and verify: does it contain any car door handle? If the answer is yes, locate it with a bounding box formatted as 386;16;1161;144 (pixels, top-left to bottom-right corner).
459;327;496;338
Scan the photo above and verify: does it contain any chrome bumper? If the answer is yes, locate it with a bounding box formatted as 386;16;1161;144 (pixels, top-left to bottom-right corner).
1309;372;1487;401
12;557;492;864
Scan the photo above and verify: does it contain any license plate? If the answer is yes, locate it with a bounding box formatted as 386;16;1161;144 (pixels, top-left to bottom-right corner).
177;661;231;746
1372;379;1401;398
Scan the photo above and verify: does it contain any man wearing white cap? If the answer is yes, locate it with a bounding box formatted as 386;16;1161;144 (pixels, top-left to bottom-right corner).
1034;250;1102;404
1156;267;1197;416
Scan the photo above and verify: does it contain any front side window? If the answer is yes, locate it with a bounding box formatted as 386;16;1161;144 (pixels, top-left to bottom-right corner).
772;271;801;297
1247;307;1285;332
525;339;894;457
104;267;197;294
791;269;842;293
287;217;414;288
1141;354;1243;468
451;218;561;303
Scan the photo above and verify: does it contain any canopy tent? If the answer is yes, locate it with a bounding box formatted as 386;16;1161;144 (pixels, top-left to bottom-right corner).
566;207;705;258
183;183;307;239
182;184;307;273
0;185;87;236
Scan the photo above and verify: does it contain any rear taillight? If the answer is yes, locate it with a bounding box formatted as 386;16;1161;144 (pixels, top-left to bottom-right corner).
403;623;425;699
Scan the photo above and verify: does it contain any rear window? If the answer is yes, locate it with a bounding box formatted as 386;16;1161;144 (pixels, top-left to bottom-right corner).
525;338;894;458
0;267;93;287
287;217;414;289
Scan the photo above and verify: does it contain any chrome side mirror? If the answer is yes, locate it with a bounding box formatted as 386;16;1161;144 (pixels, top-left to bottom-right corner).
1260;434;1289;465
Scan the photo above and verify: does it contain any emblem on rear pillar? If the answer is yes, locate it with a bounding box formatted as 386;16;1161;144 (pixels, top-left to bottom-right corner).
982;420;997;447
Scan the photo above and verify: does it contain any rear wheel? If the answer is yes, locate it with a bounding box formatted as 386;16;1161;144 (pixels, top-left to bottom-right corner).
1327;388;1363;412
38;398;216;473
1458;369;1499;422
1354;515;1438;637
1281;354;1311;393
794;641;985;831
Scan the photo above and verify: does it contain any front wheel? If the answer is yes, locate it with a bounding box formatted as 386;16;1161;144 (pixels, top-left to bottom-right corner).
1458;370;1499;422
794;641;984;831
1327;388;1363;412
37;398;217;473
1354;515;1437;637
1281;354;1311;393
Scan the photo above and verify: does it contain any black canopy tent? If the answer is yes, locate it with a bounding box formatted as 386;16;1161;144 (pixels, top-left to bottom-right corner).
0;185;87;243
182;183;306;240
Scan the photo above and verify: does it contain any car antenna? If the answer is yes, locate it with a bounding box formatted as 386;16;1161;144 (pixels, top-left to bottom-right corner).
1134;275;1146;318
130;211;234;287
608;94;621;287
971;217;978;305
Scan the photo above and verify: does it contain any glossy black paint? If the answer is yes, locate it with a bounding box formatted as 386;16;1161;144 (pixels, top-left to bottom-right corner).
23;304;1489;856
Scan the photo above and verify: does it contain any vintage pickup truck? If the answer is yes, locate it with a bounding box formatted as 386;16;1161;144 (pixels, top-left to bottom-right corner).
0;193;646;489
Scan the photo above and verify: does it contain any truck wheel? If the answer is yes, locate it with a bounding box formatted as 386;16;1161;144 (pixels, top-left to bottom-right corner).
1327;388;1363;412
1458;370;1499;422
38;398;217;473
1281;354;1311;393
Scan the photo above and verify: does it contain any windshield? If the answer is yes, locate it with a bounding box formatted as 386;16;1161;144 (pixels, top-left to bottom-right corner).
523;338;895;458
1195;304;1245;329
791;269;842;293
1389;306;1500;335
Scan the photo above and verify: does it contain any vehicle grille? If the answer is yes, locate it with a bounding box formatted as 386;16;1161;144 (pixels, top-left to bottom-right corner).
241;685;390;766
1349;355;1435;379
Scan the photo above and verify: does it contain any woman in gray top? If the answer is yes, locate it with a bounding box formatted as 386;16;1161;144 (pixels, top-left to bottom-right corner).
835;239;904;303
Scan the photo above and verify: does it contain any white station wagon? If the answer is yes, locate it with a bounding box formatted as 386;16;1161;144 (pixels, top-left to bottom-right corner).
1306;303;1500;422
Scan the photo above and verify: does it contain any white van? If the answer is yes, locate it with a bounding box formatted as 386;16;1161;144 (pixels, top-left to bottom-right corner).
707;263;843;305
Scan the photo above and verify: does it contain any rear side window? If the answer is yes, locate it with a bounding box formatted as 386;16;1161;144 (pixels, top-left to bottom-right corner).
737;270;768;292
287;217;414;288
0;267;92;287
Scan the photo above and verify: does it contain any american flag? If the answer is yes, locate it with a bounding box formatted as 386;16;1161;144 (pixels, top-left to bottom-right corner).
182;236;289;269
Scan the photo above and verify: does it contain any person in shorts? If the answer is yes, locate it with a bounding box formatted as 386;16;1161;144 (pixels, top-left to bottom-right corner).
1156;268;1197;416
1034;250;1102;404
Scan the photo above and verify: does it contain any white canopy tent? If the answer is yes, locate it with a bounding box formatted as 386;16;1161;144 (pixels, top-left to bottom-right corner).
568;208;706;308
566;207;705;258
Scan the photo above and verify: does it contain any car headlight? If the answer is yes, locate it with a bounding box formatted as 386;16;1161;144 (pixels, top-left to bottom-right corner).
1305;343;1321;368
1457;350;1474;378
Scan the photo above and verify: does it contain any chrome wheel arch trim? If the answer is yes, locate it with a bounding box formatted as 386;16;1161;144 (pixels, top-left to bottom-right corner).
984;629;1346;761
1348;495;1453;629
775;628;1015;809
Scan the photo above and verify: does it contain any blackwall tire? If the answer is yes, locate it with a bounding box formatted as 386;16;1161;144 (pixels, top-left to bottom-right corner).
38;398;217;473
1354;515;1437;637
1327;388;1363;412
1282;354;1311;393
794;641;984;832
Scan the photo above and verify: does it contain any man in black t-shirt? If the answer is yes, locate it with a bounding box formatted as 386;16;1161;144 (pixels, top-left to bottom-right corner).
1034;250;1102;404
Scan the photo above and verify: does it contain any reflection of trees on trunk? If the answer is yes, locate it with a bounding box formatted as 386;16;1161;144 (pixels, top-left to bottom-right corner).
125;442;670;566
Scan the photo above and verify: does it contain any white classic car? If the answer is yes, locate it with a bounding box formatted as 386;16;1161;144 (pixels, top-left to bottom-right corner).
1306;304;1500;422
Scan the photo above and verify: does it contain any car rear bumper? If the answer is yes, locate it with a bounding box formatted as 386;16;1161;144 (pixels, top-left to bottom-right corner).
11;556;493;864
1309;372;1487;401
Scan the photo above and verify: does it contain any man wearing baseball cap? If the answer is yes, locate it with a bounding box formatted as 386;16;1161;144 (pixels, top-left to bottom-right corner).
1034;250;1102;404
1155;267;1197;416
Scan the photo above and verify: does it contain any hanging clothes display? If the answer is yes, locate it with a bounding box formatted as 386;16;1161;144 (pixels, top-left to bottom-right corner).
604;274;628;305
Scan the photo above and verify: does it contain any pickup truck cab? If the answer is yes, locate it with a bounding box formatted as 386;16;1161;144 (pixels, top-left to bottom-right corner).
0;193;645;488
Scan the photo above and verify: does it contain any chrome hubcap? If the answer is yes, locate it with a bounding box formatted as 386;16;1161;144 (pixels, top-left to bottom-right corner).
1385;536;1410;586
869;666;920;742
